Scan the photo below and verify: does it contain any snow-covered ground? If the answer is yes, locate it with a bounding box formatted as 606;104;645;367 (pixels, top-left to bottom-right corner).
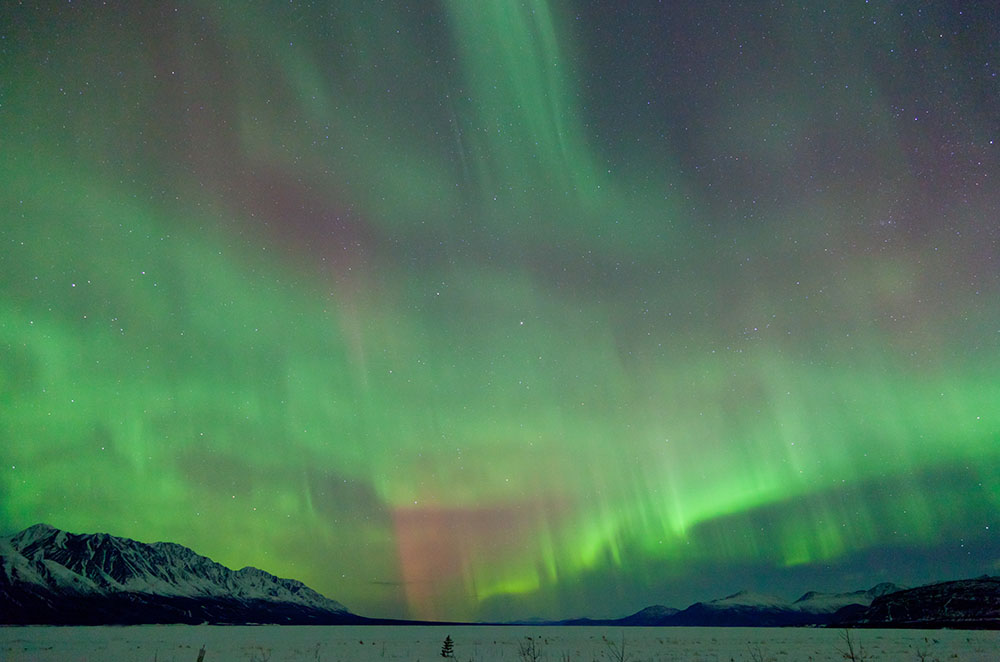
1;624;997;661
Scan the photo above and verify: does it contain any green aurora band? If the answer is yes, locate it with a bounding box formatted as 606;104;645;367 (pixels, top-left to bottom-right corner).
2;1;998;620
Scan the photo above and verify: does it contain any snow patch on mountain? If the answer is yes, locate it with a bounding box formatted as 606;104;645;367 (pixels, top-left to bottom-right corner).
706;590;789;609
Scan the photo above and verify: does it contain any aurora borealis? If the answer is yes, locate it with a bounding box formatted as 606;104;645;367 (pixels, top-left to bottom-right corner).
2;0;998;622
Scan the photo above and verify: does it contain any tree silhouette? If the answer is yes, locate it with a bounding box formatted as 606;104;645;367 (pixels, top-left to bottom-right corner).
441;634;455;658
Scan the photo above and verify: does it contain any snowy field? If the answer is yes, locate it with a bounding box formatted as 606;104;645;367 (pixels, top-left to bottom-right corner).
1;624;998;662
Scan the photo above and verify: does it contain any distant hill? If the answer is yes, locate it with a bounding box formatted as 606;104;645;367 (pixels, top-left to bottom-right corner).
557;604;681;626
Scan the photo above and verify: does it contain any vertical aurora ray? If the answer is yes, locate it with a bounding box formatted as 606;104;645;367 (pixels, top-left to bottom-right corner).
444;0;604;205
2;1;998;620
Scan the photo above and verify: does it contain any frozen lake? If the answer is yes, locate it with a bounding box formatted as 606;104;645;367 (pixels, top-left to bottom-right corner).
2;624;997;662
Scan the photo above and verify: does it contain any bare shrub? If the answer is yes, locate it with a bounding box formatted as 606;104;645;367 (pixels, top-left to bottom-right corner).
517;636;543;662
602;632;630;662
838;629;867;662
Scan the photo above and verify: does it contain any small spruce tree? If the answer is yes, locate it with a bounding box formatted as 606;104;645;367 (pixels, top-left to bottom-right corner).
441;634;455;658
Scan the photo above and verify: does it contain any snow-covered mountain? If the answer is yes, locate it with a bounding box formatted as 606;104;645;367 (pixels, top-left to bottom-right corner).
0;523;360;625
792;582;901;614
668;589;811;626
618;604;682;625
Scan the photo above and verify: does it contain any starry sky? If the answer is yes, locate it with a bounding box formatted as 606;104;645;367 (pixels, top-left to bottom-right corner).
2;1;998;622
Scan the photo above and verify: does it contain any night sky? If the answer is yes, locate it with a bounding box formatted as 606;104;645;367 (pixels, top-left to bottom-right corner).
2;1;999;622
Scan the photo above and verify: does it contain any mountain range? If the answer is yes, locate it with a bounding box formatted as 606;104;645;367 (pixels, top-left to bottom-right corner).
2;524;997;627
559;580;1000;629
557;584;902;627
0;523;368;625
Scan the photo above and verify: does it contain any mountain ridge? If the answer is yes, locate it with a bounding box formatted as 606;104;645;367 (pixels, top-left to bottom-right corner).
1;522;361;625
840;576;1000;629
